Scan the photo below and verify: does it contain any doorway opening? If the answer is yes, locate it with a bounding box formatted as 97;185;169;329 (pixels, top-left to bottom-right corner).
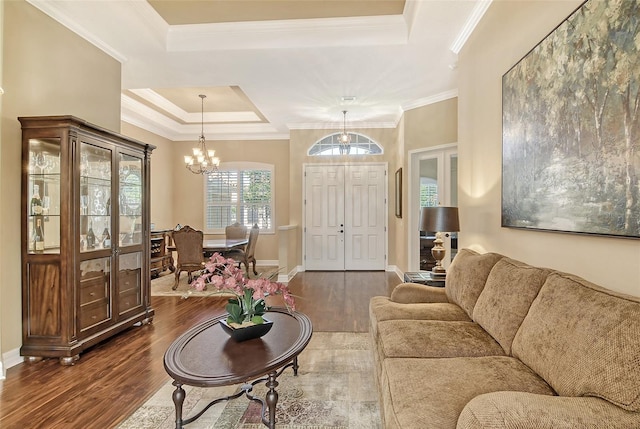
408;145;458;272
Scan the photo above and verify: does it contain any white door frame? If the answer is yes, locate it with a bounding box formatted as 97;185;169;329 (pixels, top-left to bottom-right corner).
302;162;388;271
407;144;458;272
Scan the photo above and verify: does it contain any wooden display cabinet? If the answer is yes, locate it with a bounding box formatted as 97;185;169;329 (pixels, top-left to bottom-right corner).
19;116;155;365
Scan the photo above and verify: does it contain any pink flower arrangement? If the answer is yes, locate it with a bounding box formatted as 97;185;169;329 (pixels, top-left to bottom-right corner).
191;253;295;325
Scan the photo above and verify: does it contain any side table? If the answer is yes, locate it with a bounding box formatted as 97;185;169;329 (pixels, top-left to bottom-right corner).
403;271;446;287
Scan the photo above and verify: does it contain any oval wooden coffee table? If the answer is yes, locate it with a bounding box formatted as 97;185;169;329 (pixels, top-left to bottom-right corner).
164;308;313;429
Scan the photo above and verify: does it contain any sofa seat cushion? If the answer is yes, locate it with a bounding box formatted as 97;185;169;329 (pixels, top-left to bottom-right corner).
379;356;555;429
473;257;552;354
369;296;470;339
377;320;505;359
458;391;640;429
512;272;640;412
373;320;506;381
445;249;504;317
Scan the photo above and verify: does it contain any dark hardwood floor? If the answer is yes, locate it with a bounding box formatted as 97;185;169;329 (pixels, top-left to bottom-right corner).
0;270;399;429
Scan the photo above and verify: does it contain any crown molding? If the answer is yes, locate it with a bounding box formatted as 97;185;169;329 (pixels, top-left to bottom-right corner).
27;0;169;63
121;114;289;141
450;0;492;54
287;120;398;130
129;89;261;123
122;94;285;141
402;89;458;111
167;14;407;52
122;95;182;140
26;0;128;62
124;88;458;141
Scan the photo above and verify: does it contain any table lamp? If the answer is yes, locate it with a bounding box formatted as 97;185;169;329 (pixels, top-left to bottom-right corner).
419;206;460;276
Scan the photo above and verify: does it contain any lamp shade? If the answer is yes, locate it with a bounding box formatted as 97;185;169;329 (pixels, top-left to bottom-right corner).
420;207;460;232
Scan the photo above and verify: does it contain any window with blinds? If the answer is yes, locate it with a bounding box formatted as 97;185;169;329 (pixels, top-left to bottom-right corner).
205;164;274;233
420;179;438;208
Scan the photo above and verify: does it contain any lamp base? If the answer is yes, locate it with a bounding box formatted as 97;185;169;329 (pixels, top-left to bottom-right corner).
430;232;448;276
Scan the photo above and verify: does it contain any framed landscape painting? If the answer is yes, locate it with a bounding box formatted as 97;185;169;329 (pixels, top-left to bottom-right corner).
502;0;640;238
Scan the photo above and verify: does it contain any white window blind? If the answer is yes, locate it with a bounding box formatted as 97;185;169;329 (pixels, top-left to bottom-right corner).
205;165;274;233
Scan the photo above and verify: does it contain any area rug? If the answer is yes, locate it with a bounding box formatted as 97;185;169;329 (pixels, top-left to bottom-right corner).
116;332;381;429
151;266;278;297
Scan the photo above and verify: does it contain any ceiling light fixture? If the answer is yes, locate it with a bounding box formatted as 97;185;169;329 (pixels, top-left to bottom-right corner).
184;94;220;175
338;110;351;155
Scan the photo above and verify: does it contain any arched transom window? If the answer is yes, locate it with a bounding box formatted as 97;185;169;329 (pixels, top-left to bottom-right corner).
308;133;383;156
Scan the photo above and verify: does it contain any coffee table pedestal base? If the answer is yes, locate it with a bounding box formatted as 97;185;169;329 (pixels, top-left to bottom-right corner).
171;357;298;429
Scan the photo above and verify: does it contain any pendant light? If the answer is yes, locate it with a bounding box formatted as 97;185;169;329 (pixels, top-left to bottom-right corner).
338;110;351;155
184;94;220;175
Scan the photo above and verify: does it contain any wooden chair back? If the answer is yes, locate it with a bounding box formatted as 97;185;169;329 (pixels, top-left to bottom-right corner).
225;222;247;240
225;224;259;276
245;224;259;259
171;225;204;289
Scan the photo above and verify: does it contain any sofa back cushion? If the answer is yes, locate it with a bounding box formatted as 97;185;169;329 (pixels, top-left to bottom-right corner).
512;272;640;411
445;249;503;317
473;257;552;354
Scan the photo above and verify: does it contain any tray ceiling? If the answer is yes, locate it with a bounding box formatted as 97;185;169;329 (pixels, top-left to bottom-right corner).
27;0;490;141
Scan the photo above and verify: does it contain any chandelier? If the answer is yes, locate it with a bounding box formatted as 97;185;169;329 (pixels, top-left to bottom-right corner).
338;110;351;155
184;94;220;175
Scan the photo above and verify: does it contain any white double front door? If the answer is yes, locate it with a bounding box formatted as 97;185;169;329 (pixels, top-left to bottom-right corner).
304;164;387;271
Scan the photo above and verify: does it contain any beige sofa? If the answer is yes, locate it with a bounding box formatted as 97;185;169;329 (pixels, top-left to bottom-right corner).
369;249;640;429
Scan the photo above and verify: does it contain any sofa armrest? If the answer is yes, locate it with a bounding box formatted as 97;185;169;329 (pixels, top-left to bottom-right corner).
390;283;448;304
457;391;640;429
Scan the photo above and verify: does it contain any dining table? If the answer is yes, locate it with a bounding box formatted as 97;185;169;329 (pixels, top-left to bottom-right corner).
166;238;248;271
167;238;248;253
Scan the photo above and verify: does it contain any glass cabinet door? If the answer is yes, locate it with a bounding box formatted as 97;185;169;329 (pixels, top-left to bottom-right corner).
27;138;61;254
80;143;112;253
118;153;143;247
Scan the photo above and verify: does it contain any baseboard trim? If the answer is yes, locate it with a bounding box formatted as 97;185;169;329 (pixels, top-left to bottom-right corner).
277;266;299;283
3;347;24;373
385;265;404;281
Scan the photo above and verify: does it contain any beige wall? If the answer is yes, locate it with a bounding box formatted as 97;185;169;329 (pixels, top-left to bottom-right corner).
391;116;404;271
169;139;290;262
121;123;175;231
401;98;458;272
458;0;640;296
1;1;122;354
404;98;458;152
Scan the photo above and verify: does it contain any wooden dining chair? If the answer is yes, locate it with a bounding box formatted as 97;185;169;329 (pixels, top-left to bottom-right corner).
225;224;259;276
225;222;248;249
171;225;205;290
